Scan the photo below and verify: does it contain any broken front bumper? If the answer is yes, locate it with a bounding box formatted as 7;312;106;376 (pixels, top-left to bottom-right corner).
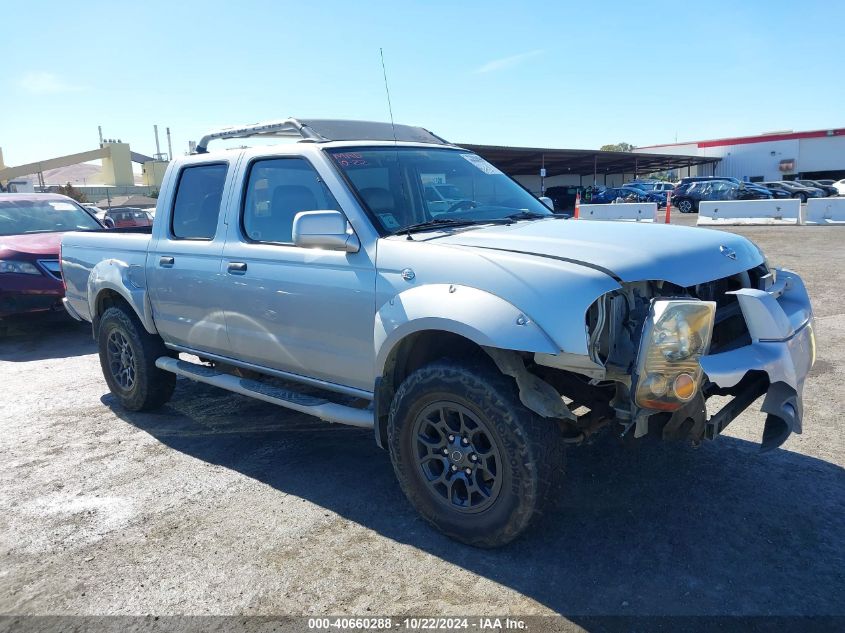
699;268;815;451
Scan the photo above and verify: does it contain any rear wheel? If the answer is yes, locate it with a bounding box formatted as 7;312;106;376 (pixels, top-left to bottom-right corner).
797;192;808;203
98;306;175;411
677;198;693;213
387;359;564;547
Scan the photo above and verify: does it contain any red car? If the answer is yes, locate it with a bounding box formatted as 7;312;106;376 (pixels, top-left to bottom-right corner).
0;193;103;322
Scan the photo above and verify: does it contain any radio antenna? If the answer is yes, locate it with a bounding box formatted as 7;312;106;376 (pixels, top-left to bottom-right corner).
380;48;397;143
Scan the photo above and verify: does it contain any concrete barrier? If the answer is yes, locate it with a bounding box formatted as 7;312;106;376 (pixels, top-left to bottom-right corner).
804;197;845;225
578;202;658;222
697;199;801;226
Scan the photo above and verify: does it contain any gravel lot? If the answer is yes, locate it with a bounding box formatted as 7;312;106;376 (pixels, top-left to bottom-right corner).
1;213;843;619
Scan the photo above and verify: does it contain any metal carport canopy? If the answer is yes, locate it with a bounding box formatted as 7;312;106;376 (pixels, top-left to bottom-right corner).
458;143;720;177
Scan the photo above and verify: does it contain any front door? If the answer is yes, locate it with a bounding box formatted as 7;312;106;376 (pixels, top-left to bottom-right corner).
220;156;376;393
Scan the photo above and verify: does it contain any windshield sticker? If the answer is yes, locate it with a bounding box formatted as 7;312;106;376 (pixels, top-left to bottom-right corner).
460;153;502;175
49;202;77;211
333;152;369;168
377;213;400;229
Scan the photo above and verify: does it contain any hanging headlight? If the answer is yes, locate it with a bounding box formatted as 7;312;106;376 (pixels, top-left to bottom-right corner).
634;299;716;411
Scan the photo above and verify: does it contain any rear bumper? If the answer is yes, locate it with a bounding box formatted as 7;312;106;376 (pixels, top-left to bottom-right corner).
700;269;815;450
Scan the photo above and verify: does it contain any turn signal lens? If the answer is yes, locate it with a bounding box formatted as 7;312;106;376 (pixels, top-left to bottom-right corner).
673;373;696;401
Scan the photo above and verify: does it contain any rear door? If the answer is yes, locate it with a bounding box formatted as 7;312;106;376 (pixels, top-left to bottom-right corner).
147;160;235;355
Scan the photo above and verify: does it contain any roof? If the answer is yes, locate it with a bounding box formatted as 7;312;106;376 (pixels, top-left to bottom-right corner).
459;144;719;177
196;118;449;152
638;126;845;150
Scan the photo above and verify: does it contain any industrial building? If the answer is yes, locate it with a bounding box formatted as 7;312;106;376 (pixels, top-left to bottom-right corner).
0;127;173;202
634;127;845;182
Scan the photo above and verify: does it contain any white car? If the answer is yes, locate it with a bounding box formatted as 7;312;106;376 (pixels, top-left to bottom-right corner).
832;179;845;195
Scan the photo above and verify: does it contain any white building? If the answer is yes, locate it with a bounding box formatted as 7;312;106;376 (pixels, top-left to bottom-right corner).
634;127;845;182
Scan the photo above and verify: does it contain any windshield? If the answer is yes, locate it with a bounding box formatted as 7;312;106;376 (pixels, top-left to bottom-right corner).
327;147;552;233
0;198;102;236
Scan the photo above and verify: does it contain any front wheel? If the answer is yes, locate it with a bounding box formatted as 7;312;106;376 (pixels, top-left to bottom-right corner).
797;193;807;203
387;359;564;547
98;306;175;411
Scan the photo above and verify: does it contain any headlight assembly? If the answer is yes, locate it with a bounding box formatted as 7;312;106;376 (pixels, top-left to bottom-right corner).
634;300;716;411
0;260;41;275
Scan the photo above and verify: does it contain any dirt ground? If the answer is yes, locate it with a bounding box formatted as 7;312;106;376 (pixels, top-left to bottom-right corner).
1;213;843;619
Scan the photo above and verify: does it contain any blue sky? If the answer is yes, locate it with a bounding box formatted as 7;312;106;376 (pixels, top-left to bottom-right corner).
2;0;843;166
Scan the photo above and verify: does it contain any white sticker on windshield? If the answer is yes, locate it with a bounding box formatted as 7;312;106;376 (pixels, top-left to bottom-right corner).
460;153;502;175
49;202;77;211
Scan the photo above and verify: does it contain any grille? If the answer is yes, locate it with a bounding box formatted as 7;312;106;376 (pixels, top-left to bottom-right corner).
690;267;767;353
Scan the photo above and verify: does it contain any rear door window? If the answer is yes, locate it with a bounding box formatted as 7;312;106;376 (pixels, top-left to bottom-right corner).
171;163;228;240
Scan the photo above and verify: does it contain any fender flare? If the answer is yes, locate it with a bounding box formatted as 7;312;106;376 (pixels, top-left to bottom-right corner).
87;259;157;334
374;283;559;377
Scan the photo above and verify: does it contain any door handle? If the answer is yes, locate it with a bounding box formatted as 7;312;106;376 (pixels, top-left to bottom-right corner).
227;262;248;274
159;256;174;267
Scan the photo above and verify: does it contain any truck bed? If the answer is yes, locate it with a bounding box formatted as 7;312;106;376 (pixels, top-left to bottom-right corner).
61;230;152;323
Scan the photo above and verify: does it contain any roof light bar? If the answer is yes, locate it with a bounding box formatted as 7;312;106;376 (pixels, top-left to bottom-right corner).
195;118;325;153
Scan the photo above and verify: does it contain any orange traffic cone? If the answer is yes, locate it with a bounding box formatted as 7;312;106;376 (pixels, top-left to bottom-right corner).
664;192;672;224
574;191;581;219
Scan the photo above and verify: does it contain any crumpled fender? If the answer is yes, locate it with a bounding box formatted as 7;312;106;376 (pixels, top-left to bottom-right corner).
88;259;157;334
374;284;558;376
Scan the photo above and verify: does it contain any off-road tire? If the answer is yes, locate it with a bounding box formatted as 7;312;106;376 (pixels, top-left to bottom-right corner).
387;359;564;548
97;306;175;411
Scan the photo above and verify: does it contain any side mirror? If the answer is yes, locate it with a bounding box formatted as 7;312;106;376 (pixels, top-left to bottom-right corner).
292;210;360;253
538;196;554;210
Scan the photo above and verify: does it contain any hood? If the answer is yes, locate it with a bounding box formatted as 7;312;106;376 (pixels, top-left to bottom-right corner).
435;219;763;287
0;232;64;258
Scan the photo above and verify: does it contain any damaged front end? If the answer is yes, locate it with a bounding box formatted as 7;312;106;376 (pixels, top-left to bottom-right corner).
533;263;815;452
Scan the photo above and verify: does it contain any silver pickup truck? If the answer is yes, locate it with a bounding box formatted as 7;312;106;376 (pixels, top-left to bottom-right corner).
61;119;815;547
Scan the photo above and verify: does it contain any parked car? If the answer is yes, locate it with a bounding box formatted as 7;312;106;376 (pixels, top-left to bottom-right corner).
794;180;839;197
82;204;108;222
672;180;772;213
832;179;845;195
761;185;793;199
589;186;651;204
625;180;675;193
677;176;742;187
544;185;584;213
0;193;103;325
761;181;824;203
103;207;154;229
61;118;816;547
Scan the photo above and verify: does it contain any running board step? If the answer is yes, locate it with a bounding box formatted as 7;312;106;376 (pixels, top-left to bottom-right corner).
155;357;374;429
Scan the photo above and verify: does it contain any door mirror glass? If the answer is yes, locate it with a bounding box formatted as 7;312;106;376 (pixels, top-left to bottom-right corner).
292;210;360;252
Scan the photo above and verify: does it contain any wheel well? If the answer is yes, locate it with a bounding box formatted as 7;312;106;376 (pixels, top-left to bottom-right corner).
374;331;485;448
92;290;133;335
